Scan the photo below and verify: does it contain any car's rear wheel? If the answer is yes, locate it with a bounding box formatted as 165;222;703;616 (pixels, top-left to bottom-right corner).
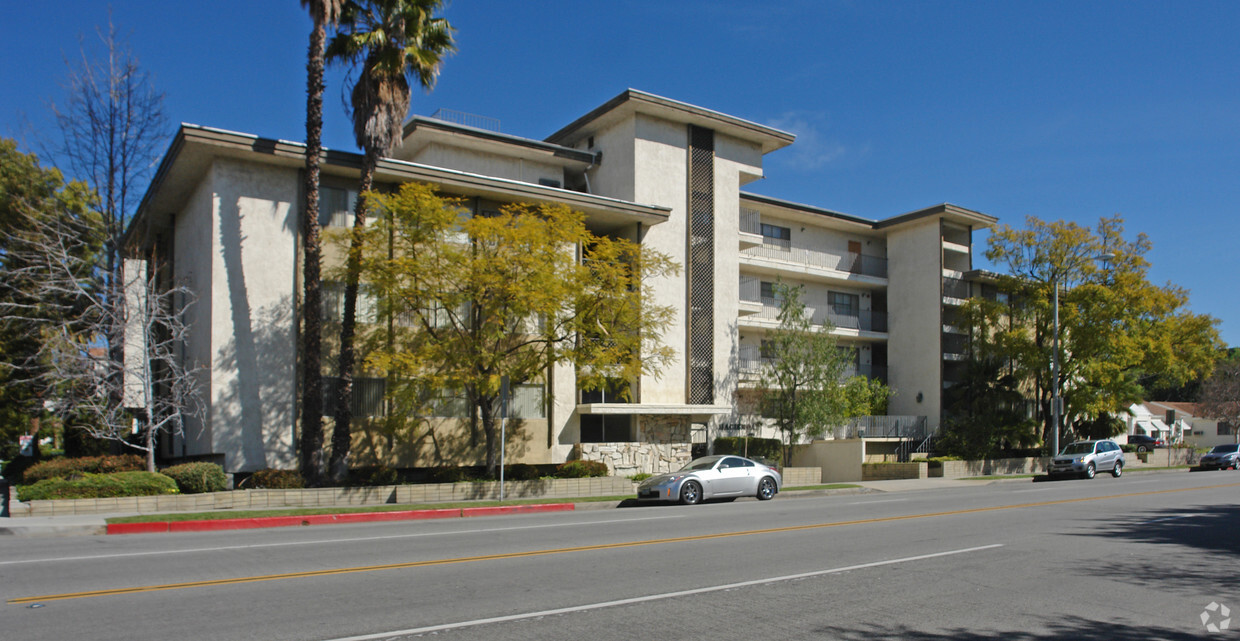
1083;462;1096;479
679;481;702;505
756;477;776;501
1111;460;1123;478
1137;445;1149;453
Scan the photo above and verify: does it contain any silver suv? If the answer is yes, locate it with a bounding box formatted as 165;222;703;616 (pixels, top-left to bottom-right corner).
1050;440;1124;479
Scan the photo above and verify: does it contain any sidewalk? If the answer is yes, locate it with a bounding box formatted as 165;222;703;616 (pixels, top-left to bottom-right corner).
0;477;1003;538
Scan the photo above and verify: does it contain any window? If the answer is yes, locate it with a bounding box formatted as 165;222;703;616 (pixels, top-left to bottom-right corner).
322;376;386;417
580;414;635;442
509;384;545;419
538;178;562;189
322;282;377;324
760;281;782;306
1220;421;1235;436
828;291;859;317
319;187;357;228
760;223;791;250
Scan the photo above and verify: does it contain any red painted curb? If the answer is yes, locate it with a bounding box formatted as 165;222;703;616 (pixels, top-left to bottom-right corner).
106;503;574;535
106;521;170;535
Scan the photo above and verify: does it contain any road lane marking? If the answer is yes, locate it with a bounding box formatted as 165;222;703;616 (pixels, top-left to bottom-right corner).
0;515;683;566
321;544;1006;641
12;481;1239;604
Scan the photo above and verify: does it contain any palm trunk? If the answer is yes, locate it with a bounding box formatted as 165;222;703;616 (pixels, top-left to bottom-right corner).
330;148;379;483
300;20;328;486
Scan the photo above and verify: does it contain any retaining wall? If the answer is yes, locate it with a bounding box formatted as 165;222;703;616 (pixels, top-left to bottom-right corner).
7;476;637;518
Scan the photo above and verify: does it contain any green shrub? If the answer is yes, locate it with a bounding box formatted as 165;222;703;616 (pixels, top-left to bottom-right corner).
161;462;228;494
24;454;145;483
712;436;783;461
346;465;399;487
630;473;652;482
245;468;305;489
554;460;609;478
17;471;178;501
426;466;479;483
503;463;540;481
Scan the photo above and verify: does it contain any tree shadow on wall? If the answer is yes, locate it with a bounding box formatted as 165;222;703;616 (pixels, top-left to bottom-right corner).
214;297;295;472
352;416;532;470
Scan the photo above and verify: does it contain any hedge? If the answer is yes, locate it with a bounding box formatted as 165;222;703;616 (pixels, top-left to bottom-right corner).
23;454;145;483
243;468;305;489
161;462;228;494
554;460;609;478
713;436;782;462
17;471;178;501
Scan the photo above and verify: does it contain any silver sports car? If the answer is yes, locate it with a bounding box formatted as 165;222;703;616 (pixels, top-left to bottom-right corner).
636;455;782;504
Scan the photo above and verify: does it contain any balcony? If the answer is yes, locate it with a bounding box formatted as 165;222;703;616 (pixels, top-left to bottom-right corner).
736;294;889;334
739;207;763;249
739;345;885;382
742;243;888;280
942;276;970;302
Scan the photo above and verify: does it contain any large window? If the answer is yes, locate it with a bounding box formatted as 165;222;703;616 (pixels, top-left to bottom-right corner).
828;291;859;317
319;186;358;228
760;223;791;250
580;414;635;442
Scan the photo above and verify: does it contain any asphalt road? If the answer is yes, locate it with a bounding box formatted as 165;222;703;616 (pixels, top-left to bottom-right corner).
2;470;1238;641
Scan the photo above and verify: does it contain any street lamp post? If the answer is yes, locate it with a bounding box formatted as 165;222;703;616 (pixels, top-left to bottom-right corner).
1049;252;1113;457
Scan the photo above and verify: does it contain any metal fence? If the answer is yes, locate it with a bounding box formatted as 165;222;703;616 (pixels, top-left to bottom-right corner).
835;415;930;440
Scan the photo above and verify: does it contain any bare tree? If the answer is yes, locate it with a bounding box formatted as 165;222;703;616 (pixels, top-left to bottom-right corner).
1199;361;1240;445
0;210;204;472
45;15;168;419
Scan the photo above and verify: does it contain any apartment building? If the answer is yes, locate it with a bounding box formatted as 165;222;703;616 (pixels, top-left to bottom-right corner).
124;89;995;475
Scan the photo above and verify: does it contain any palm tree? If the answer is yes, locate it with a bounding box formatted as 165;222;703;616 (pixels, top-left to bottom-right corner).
298;0;346;487
326;0;455;482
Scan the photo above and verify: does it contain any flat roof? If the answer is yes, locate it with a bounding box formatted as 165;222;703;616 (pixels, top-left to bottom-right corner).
546;89;796;155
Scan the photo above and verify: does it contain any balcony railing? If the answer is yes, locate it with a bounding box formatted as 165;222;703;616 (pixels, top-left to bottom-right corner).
834;415;929;440
739;297;888;333
942;276;970;299
739;345;885;382
740;207;761;235
744;243;888;278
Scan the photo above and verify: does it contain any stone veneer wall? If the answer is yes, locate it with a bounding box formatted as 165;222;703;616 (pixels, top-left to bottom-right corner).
574;442;692;476
573;414;694;476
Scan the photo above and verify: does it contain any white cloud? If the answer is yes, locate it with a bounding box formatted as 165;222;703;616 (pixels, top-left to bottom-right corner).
765;111;849;170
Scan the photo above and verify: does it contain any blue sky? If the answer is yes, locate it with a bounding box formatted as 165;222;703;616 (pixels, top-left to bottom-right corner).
3;1;1237;346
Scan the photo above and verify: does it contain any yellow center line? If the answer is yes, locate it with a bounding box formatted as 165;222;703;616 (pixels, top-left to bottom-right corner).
11;481;1239;604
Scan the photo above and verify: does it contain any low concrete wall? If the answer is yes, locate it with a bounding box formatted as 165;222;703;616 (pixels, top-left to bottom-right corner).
7;476;638;518
862;462;927;481
781;466;822;487
934;457;1049;479
791;439;863;483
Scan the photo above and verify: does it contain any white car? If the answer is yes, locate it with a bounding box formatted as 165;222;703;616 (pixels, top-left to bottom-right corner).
637;455;782;504
1050;440;1125;479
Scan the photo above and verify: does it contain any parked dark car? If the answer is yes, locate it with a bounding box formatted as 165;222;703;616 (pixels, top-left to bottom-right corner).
1198;443;1240;470
1127;434;1164;452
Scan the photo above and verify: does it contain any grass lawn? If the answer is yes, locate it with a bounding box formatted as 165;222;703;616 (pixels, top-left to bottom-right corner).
106;495;634;524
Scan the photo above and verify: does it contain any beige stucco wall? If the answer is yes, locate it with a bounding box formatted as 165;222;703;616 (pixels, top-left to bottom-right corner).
174;167;219;460
886;218;943;427
630;114;689;404
407;143;565;187
208;159;299;473
790;438;865;483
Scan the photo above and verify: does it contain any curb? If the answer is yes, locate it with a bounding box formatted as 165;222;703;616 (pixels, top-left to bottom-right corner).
105;503;575;535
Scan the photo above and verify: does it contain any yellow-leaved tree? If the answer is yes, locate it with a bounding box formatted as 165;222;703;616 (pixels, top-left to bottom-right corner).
343;182;678;475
